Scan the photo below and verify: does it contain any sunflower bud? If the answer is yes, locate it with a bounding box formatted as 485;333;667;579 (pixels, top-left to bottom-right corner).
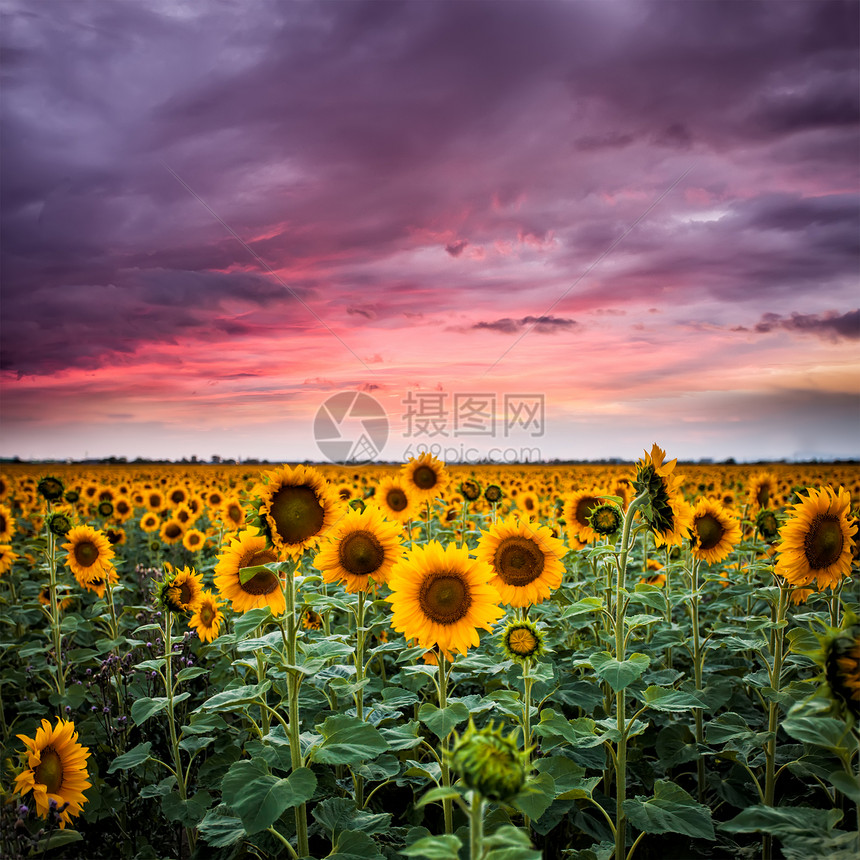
64;490;80;504
46;512;73;537
449;719;529;802
500;618;546;663
96;500;114;519
825;626;860;719
755;509;780;543
37;476;65;503
588;503;622;537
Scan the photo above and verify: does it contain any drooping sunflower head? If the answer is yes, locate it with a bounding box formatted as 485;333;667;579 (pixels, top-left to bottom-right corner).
250;465;339;557
14;718;91;829
374;477;417;524
61;525;114;582
588;503;623;537
775;486;856;590
755;509;781;544
314;504;404;593
188;591;224;643
46;511;73;538
460;479;482;502
449;719;529;802
401;453;448;502
689;498;741;565
214;528;284;615
475;515;565;607
500;618;547;663
159;565;205;613
748;472;779;510
632;444;689;539
36;476;65;503
386;541;503;659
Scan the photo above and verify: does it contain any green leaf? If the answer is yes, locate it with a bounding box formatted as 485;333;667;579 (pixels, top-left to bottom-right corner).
107;741;152;774
311;714;390;765
512;771;555;820
623;779;715;840
628;583;668;612
232;606;274;639
415;786;463;809
179;735;215;755
161;789;212;826
176;666;209;683
721;804;842;838
32;830;83;852
534;755;600;800
782;713;857;752
131;697;169;726
534;710;601;751
221;758;316;835
828;770;860;802
313;797;392;840
198;681;272;712
379;720;423;751
402;834;463;859
418;702;470;740
483;825;541;860
589;651;650;692
198;804;246;848
238;564;278;586
635;685;706;712
328;829;385;860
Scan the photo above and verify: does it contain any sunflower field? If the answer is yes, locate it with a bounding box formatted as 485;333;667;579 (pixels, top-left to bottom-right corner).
0;451;858;860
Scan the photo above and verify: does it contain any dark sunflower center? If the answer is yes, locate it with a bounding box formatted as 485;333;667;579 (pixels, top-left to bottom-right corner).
188;533;200;545
695;514;725;551
757;484;770;507
386;488;408;511
495;537;545;586
179;581;194;605
34;748;63;794
413;465;438;490
0;513;6;532
149;495;161;507
209;493;223;506
338;530;385;576
269;486;324;544
171;491;185;504
200;605;215;625
419;573;471;624
74;541;99;567
524;496;536;511
575;497;599;525
804;515;844;569
165;524;181;539
228;504;242;521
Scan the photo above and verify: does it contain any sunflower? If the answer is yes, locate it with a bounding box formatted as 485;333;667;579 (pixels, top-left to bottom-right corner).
314;505;403;593
188;591;224;643
640;572;667;587
386;541;503;659
214;528;284;615
160;565;205;613
61;525;114;582
221;497;246;530
140;512;160;533
76;564;119;599
159;518;185;546
0;503;14;541
689;498;741;564
401;453;448;502
475;515;565;607
14;718;91;829
0;545;18;575
113;496;134;523
775;486;856;590
374;477;417;524
252;465;339;557
39;587;74;611
516;491;540;519
563;490;605;543
182;528;206;552
500;618;546;663
104;526;126;546
748;472;779;510
167;485;189;507
651;496;694;549
145;490;165;512
302;609;323;630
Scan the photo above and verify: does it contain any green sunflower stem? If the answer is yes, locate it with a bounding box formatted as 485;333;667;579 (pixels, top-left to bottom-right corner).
469;790;485;860
460;501;469;547
45;512;65;697
614;492;648;860
689;558;706;803
255;633;270;736
762;581;789;860
283;558;309;858
354;589;366;808
438;651;454;836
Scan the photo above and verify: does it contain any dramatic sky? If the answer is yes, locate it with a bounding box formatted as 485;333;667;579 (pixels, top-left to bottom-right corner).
1;0;858;462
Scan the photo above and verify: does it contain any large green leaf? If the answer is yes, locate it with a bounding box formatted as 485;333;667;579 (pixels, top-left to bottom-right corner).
311;714;390;765
417;702;470;740
402;835;463;859
313;797;392;840
197;681;272;712
197;804;246;848
220;758;316;835
131;697;169;725
512;772;555;820
483;825;542;860
534;710;601;751
635;685;706;712
623;780;715;840
534;755;600;800
781;713;857;752
589;652;650;692
328;829;385;860
232;606;274;639
107;741;152;773
721;804;842;838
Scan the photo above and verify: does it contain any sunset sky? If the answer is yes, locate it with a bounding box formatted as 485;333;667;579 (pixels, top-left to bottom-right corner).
1;0;858;463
